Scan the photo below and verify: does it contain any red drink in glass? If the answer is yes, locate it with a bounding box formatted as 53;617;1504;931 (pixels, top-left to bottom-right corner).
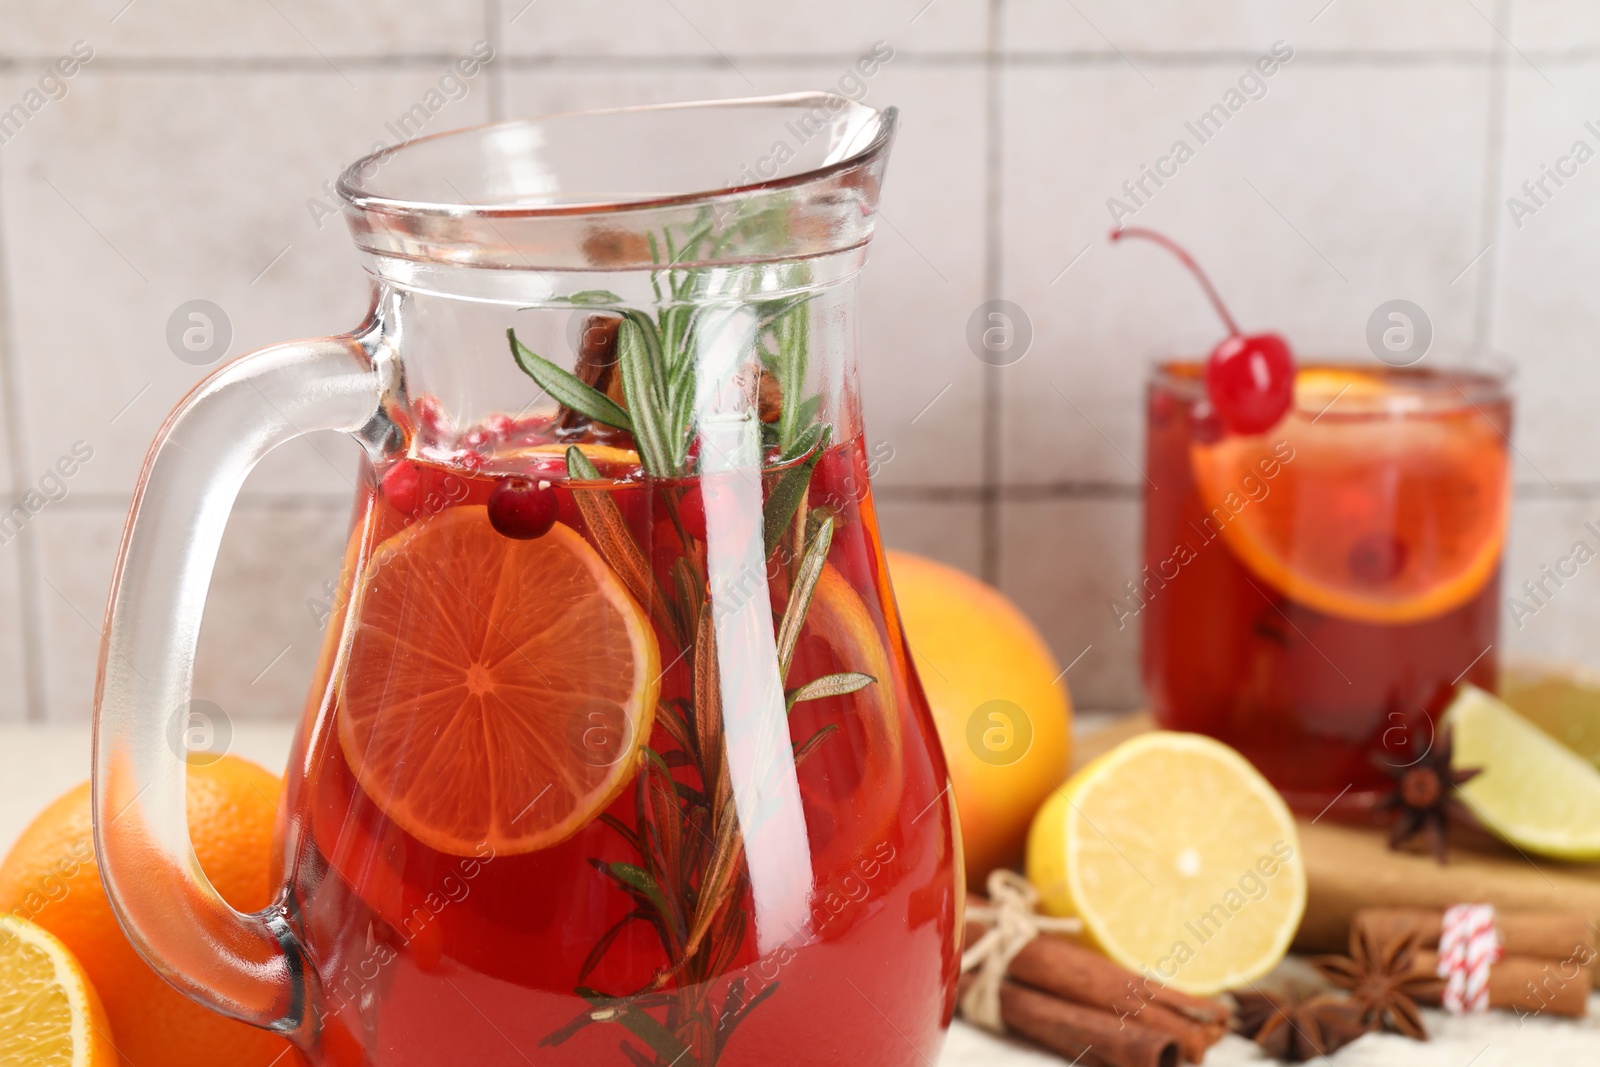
1140;362;1511;812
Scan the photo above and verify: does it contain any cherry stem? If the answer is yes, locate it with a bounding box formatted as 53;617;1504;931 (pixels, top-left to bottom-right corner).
1110;227;1241;337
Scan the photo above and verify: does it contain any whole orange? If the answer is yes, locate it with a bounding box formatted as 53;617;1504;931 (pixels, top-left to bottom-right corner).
0;755;301;1067
888;551;1073;889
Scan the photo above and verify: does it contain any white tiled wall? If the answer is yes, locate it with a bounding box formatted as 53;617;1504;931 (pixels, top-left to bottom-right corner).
0;0;1591;721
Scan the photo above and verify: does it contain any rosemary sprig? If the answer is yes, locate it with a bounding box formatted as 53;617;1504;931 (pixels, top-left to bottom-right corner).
508;329;633;433
564;446;677;642
775;517;834;679
762;425;830;555
615;314;676;476
519;215;875;1067
792;723;841;765
786;672;874;711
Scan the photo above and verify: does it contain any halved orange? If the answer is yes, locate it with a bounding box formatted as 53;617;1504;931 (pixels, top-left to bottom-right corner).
1190;371;1509;625
0;915;116;1067
337;505;659;856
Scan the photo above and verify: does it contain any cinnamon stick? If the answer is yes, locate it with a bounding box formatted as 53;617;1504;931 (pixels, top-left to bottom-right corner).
756;369;783;424
1353;906;1595;1016
1004;935;1223;1060
555;313;630;440
1355;907;1596;963
1409;949;1593;1018
959;974;1181;1067
965;917;1227;1063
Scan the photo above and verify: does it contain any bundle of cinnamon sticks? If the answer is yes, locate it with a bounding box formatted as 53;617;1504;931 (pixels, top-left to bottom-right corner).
962;914;1228;1067
1353;907;1596;1019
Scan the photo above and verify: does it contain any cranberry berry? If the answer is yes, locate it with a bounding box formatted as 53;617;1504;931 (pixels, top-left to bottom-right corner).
488;477;559;540
1111;226;1296;436
381;460;421;517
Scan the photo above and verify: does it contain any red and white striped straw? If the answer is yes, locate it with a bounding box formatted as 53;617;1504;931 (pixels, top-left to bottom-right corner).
1438;903;1501;1014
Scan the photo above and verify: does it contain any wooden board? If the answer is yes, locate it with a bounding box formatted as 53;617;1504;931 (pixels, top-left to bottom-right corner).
1073;714;1600;977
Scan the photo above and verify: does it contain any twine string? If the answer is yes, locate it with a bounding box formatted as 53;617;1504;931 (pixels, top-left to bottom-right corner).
958;869;1084;1032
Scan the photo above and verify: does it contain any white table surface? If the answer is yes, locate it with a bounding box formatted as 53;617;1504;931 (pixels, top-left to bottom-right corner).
4;722;1596;1066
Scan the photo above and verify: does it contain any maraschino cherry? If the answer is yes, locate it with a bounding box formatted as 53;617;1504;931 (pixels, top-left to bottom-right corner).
1111;227;1295;436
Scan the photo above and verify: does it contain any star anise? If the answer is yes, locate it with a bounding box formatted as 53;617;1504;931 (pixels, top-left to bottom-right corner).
1373;724;1482;863
1232;988;1369;1062
1312;924;1442;1040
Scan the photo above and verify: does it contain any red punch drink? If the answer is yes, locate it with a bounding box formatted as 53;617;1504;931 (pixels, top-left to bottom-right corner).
279;424;961;1067
1140;362;1511;810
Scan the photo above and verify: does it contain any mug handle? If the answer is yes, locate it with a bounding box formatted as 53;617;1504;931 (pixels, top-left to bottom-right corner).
93;319;389;1043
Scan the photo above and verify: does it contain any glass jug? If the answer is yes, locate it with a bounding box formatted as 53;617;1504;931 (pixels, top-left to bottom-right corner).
93;94;961;1067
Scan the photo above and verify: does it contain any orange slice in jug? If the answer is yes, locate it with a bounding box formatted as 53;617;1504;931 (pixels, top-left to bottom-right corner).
1189;369;1509;625
786;563;905;879
337;505;659;856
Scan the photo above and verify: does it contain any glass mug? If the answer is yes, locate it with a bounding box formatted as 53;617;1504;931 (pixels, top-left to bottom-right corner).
1140;360;1512;812
93;95;961;1067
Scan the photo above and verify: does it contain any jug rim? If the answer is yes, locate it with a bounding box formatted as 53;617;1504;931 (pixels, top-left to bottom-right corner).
336;91;898;220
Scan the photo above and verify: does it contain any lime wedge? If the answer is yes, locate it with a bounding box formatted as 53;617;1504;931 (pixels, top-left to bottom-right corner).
1445;684;1600;861
1499;662;1600;767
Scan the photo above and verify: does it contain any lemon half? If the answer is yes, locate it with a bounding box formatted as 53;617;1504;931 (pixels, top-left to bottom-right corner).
1027;732;1305;995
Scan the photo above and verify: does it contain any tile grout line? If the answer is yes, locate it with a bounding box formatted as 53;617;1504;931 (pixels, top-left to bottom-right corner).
978;0;1005;586
0;163;47;722
38;476;1600;511
484;0;508;122
2;48;1599;76
871;477;1600;503
7;48;1600;71
1472;0;1513;355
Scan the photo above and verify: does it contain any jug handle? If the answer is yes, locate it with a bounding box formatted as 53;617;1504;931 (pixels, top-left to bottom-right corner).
93;326;387;1043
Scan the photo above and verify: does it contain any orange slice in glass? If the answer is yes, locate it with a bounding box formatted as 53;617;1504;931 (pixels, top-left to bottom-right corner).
337;505;659;856
1190;371;1509;625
